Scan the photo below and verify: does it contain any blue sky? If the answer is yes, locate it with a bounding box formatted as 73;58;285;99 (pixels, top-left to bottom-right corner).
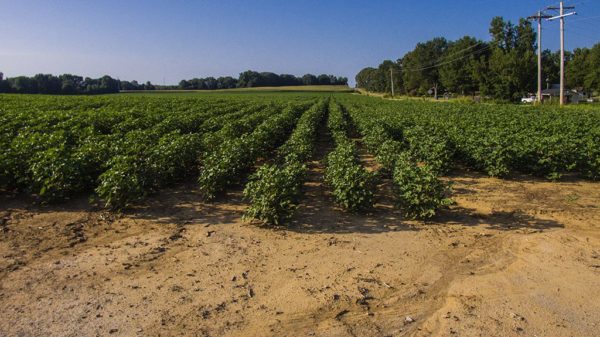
0;0;598;85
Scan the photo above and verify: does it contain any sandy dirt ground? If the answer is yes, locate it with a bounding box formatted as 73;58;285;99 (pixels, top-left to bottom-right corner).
1;159;600;337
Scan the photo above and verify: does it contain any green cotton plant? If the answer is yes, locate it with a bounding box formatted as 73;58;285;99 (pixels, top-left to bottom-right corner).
392;153;453;220
403;126;455;175
30;145;81;200
324;140;376;212
243;162;306;225
97;132;203;209
96;155;150;208
375;139;403;172
198;136;251;200
2;131;66;189
582;131;600;180
95;130;157;208
148;133;203;183
30;133;116;201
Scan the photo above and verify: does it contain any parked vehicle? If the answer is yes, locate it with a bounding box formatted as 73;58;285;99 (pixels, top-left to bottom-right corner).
521;96;536;104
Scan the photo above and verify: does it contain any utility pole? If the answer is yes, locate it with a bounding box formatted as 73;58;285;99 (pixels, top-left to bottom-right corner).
548;2;576;106
390;68;395;97
528;11;552;104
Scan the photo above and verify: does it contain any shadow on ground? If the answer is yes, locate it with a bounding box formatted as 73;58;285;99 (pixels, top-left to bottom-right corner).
434;207;564;231
1;177;566;235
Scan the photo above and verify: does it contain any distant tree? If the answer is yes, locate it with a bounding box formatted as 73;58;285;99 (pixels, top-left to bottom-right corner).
483;17;536;100
179;79;190;90
584;43;600;94
402;37;448;97
99;75;119;93
356;67;379;91
514;18;537;95
302;74;318;85
258;72;278;86
379;60;402;94
339;77;349;85
356;60;401;94
543;49;561;89
217;76;237;89
0;77;9;92
238;70;261;87
0;72;10;93
280;74;300;86
317;74;331;85
144;81;155;90
33;74;62;94
9;76;38;93
204;77;218;90
439;36;486;95
59;74;84;94
121;80;146;91
564;46;592;93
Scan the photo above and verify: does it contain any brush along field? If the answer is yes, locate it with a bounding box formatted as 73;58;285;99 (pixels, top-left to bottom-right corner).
1;92;599;337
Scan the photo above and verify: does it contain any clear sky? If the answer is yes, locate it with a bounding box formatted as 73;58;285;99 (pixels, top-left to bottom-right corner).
1;0;598;85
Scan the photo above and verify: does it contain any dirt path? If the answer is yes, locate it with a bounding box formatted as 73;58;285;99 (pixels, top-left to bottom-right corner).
1;168;600;336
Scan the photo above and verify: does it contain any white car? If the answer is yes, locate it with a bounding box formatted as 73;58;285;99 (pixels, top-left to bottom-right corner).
521;96;536;104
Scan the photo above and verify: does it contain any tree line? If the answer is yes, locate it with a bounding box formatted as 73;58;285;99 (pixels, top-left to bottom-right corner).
356;16;600;101
179;72;347;90
0;71;348;95
0;73;156;95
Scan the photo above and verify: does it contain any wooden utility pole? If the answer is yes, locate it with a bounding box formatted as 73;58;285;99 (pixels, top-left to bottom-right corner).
548;2;576;106
390;68;395;97
528;11;552;104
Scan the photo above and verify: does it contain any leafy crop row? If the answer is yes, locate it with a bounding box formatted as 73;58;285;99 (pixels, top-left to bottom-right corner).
243;99;327;225
99;103;287;208
323;102;376;212
340;96;600;180
198;102;312;200
345;102;452;219
0;95;251;194
0;94;316;207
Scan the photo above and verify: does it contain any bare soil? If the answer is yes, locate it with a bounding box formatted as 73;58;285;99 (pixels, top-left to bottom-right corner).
1;167;599;336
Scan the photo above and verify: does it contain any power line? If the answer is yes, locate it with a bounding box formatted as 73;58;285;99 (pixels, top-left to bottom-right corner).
570;15;600;22
570;19;600;31
402;44;491;73
440;41;485;59
566;25;600;42
392;1;589;85
398;41;486;72
400;22;546;74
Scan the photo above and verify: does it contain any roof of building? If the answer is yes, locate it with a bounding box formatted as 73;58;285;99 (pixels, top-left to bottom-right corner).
541;88;570;96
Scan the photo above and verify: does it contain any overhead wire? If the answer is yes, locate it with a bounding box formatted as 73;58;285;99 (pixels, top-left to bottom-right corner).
402;44;491;72
570;15;600;22
565;25;600;43
400;21;542;73
396;1;595;73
